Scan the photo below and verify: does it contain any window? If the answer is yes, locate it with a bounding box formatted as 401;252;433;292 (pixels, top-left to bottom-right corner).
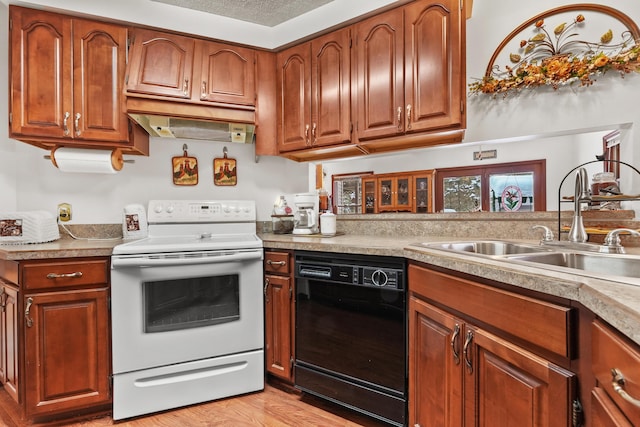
435;160;546;212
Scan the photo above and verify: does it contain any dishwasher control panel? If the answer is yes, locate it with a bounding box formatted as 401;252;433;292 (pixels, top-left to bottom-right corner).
295;251;405;290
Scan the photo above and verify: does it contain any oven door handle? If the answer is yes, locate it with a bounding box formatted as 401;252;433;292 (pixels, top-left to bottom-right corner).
111;250;263;268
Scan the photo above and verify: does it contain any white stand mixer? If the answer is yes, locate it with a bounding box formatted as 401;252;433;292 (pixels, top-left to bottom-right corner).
293;192;319;235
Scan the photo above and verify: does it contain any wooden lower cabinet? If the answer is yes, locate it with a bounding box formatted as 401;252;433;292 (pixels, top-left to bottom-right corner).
592;320;640;426
0;257;111;422
0;281;19;403
264;250;294;383
24;288;110;418
409;262;577;427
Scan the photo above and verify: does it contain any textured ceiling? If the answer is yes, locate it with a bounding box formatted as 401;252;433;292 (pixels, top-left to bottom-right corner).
150;0;334;27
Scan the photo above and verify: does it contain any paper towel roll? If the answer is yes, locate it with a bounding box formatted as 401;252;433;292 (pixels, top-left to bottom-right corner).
51;147;124;173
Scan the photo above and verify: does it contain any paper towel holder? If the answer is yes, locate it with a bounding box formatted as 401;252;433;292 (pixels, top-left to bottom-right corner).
43;147;135;171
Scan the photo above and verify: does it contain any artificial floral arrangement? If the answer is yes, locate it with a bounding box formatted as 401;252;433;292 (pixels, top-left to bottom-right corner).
469;13;640;97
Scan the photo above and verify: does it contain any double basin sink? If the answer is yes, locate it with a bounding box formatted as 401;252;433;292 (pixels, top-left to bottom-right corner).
413;240;640;282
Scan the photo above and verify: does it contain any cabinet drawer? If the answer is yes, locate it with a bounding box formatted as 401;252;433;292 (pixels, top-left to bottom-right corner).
593;320;640;424
21;258;109;291
409;263;573;358
264;251;291;275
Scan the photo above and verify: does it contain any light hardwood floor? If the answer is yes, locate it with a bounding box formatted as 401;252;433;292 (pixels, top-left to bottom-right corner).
0;383;392;427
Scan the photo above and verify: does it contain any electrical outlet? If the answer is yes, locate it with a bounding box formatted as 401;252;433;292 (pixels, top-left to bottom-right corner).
58;203;72;222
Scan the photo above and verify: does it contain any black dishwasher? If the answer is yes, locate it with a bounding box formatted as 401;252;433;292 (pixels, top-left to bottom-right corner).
294;251;406;426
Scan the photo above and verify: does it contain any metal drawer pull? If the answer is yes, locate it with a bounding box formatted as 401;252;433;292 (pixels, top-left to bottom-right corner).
46;272;83;279
612;368;640;407
25;297;33;328
266;260;287;266
450;324;461;365
463;330;474;374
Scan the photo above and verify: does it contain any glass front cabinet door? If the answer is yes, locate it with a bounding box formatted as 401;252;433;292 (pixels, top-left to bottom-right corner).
413;171;434;213
377;175;412;212
362;177;377;214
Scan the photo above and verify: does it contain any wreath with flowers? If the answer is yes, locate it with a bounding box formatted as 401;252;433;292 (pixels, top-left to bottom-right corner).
469;5;640;97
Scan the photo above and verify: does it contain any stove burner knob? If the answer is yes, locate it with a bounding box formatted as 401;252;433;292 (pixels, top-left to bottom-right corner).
166;206;174;213
153;205;163;213
234;205;242;213
223;205;231;213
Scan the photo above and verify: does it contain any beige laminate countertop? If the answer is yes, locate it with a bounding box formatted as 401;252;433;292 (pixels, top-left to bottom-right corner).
262;233;640;347
2;232;640;347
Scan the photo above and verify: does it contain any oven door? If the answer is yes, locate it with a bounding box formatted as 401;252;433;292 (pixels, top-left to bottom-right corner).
111;248;263;374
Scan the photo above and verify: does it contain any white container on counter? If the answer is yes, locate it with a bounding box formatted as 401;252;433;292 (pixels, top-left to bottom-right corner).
320;212;336;236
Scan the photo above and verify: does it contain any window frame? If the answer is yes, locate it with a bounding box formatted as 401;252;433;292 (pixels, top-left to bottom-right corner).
435;160;547;212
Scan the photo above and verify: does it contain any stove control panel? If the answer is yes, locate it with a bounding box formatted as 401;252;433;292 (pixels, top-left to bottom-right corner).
147;200;256;223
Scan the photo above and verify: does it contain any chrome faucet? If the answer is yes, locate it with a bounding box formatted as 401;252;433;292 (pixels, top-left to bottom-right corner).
568;168;590;243
601;228;640;254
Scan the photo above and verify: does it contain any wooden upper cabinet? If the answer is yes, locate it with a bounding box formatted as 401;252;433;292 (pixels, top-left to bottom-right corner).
354;0;465;141
277;43;311;152
126;29;196;99
404;0;464;132
277;28;351;153
354;8;404;141
10;6;128;142
198;42;255;105
126;29;256;106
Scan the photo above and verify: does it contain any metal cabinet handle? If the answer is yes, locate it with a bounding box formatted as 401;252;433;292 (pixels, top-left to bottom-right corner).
46;272;83;279
463;330;474;374
266;260;287;266
451;324;461;365
311;123;317;144
25;297;33;328
183;79;190;97
263;277;270;303
406;104;412;130
397;106;403;131
63;112;71;136
201;81;207;99
74;113;82;136
611;368;640;407
304;124;310;145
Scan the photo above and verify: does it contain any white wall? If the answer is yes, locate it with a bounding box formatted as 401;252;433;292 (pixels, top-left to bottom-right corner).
3;0;640;222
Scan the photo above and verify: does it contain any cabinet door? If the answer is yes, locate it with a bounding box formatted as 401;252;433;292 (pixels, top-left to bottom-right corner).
464;326;576;427
413;172;433;213
73;19;128;141
592;387;634;427
126;29;196;99
0;284;19;404
354;8;404;141
404;0;464;132
362;177;377;214
198;41;256;106
264;274;293;382
378;175;412;212
409;296;463;427
310;28;352;148
10;7;72;139
277;43;312;152
24;288;110;417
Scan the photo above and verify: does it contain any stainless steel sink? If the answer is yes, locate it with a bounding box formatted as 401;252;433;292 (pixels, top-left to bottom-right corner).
417;240;552;256
506;252;640;279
